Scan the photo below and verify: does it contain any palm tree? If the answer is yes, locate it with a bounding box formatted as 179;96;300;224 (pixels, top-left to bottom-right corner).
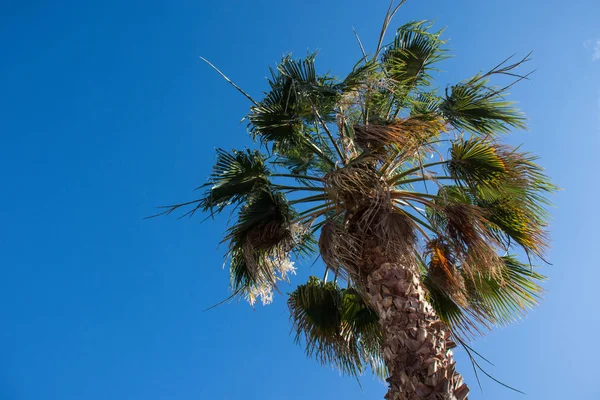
157;7;554;400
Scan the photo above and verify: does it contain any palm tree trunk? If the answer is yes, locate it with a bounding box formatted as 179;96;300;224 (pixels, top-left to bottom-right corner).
366;262;469;400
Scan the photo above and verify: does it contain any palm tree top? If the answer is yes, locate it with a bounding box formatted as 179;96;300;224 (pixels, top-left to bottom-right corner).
156;17;555;380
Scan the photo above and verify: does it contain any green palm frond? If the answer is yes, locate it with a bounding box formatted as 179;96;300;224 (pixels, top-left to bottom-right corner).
226;189;301;300
200;148;270;213
383;21;447;98
447;139;507;189
248;103;304;149
410;92;442;117
273;144;324;175
336;59;380;93
276;54;340;117
423;273;484;338
447;140;554;255
248;57;311;147
288;277;385;378
248;55;342;167
277;53;318;83
439;57;529;135
479;196;548;257
341;288;386;378
465;255;545;326
423;255;545;339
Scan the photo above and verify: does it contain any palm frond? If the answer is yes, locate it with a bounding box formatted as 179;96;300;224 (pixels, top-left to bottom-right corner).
354;116;444;154
447;139;555;255
423;273;485;339
225;189;303;303
383;21;447;99
423;254;544;339
439;56;530;135
478;196;549;257
447;139;507;188
288;277;385;378
465;255;545;326
424;237;467;306
409;92;442;117
248;103;304;148
202;148;270;213
426;188;504;278
341;287;386;378
273;141;331;175
336;59;380;93
248;54;342;168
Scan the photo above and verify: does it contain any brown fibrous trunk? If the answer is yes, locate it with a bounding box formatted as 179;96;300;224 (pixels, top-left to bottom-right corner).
366;263;469;400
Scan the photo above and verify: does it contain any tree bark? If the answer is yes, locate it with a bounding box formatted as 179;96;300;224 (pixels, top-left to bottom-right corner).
366;262;469;400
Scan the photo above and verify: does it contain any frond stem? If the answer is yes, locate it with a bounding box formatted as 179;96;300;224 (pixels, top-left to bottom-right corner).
301;136;337;168
394;176;455;186
289;194;327;205
273;185;325;192
271;173;324;182
313;106;346;164
388;160;449;184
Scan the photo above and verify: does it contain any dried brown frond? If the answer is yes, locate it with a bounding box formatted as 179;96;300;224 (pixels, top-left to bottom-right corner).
324;165;382;210
235;220;306;297
353;117;445;154
245;220;289;250
374;210;416;260
442;204;503;278
425;238;467;306
318;219;360;280
319;220;338;270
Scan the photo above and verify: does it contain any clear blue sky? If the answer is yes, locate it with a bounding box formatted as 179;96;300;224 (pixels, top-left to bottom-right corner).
1;1;599;399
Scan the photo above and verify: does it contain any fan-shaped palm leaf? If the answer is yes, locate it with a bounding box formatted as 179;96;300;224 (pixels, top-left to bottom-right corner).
200;148;270;213
225;189;301;302
423;254;544;340
439;59;528;135
383;21;447;96
288;277;385;378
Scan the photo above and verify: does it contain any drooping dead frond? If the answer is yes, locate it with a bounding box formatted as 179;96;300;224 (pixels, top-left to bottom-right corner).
424;238;467;307
443;203;503;277
319;220;338;271
324;165;381;210
225;190;310;304
317;218;360;280
353;117;444;155
373;210;416;263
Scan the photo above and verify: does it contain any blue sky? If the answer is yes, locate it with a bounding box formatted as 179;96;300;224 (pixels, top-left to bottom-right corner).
1;1;599;399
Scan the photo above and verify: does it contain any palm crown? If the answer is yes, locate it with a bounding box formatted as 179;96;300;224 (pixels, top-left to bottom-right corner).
159;19;554;381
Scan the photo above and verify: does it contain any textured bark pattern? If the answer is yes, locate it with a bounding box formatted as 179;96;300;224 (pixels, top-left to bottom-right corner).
367;263;469;400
